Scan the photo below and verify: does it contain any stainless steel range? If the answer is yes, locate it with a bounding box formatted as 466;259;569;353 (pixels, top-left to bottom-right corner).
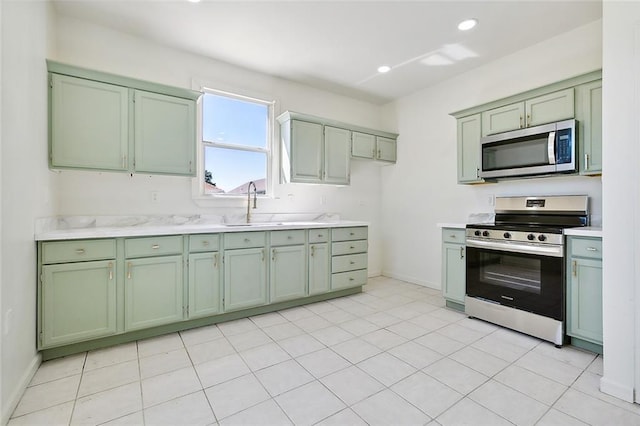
465;195;589;346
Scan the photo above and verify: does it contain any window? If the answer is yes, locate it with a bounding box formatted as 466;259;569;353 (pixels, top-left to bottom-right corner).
201;90;273;196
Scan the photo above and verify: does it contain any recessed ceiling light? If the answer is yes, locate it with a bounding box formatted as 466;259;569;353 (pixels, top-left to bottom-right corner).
458;19;478;31
188;0;201;3
377;65;391;73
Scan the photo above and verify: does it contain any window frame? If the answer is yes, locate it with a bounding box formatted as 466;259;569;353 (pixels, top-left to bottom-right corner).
198;87;275;198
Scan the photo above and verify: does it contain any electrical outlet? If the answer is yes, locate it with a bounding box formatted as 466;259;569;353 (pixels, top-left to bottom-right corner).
151;191;159;203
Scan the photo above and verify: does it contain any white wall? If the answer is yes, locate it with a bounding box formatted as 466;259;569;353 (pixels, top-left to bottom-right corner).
51;15;390;275
1;1;56;422
601;1;638;403
381;20;603;287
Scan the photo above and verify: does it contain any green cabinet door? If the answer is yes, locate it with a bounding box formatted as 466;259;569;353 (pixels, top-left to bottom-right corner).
270;245;307;302
376;136;397;163
577;81;602;175
309;243;330;295
324;126;351;184
224;247;268;311
134;90;196;176
50;74;129;171
442;242;465;305
41;260;117;348
188;252;222;319
481;103;524;136
525;88;574;127
125;255;184;331
291;120;323;182
457;114;483;183
351;132;375;159
567;257;603;345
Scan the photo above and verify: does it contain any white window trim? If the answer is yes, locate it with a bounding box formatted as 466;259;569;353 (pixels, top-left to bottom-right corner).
193;87;275;203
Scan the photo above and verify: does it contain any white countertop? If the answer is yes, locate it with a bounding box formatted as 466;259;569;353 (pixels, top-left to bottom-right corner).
564;227;602;238
437;223;467;229
35;220;369;241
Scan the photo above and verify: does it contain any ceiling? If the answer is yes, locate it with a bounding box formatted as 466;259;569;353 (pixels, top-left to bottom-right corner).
52;0;603;104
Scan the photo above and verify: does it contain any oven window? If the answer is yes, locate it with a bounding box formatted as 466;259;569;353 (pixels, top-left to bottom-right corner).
478;252;541;294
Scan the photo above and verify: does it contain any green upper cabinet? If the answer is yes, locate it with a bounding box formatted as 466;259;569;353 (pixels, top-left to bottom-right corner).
47;61;199;177
576;81;602;175
457;114;483;184
50;74;129;171
351;132;375;159
290;120;324;183
324;126;351;184
481;88;574;136
376;136;397;162
134;90;196;176
278;111;397;184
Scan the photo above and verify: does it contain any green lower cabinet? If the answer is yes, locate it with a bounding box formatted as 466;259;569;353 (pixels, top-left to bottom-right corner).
188;252;221;319
442;229;466;311
309;243;330;295
125;255;184;331
41;260;117;348
224;248;268;311
270;245;307;303
567;256;603;348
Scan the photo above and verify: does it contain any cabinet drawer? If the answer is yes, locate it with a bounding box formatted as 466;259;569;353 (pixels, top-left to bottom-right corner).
270;229;306;246
332;253;368;273
224;231;266;249
308;228;329;243
332;269;367;290
332;226;368;242
332;240;367;256
125;236;183;258
442;228;466;244
189;234;220;252
570;238;602;259
42;239;116;264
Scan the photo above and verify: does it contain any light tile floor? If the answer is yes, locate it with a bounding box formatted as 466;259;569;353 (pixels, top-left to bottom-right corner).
9;277;640;426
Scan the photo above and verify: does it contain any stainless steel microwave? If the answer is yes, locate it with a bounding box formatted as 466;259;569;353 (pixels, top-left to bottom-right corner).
480;119;576;179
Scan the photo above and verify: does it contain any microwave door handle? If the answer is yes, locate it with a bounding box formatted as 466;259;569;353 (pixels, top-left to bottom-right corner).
547;131;556;165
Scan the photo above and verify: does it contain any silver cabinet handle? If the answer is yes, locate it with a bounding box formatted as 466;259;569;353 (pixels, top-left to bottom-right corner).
261;249;265;262
151;244;160;250
526;114;531;127
572;260;577;276
311;245;315;257
272;248;276;261
450;234;456;239
108;262;113;280
244;238;250;243
127;262;132;279
213;253;218;268
350;245;355;249
350;232;355;236
317;234;324;238
586;247;598;251
75;248;85;254
349;277;355;281
287;236;292;240
350;261;356;265
460;246;464;259
519;116;523;128
584;154;590;170
202;240;210;247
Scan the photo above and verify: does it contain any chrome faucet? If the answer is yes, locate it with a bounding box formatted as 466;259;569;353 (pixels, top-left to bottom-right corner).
246;181;257;223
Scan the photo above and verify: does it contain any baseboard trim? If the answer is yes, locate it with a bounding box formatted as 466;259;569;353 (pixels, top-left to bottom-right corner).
380;270;440;291
1;353;41;425
600;376;635;403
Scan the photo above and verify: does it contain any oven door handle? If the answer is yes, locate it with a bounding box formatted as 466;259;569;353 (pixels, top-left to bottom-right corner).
466;239;563;257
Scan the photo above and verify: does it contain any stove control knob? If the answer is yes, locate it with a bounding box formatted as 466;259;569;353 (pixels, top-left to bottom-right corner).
538;234;547;242
527;234;535;241
503;232;511;239
474;230;481;237
482;231;490;237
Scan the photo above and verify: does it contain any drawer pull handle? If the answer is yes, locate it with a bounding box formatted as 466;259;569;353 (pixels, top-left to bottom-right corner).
287;236;292;239
318;234;323;238
108;262;113;280
349;277;354;281
572;260;577;277
586;247;598;252
350;246;355;249
272;248;276;261
350;261;356;265
202;241;210;247
213;253;218;268
244;238;250;243
450;234;456;238
127;262;132;279
311;246;315;257
350;232;355;236
75;249;85;254
460;246;464;259
151;244;160;249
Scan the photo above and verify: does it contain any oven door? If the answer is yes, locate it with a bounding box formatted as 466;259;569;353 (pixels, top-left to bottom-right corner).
466;240;564;321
